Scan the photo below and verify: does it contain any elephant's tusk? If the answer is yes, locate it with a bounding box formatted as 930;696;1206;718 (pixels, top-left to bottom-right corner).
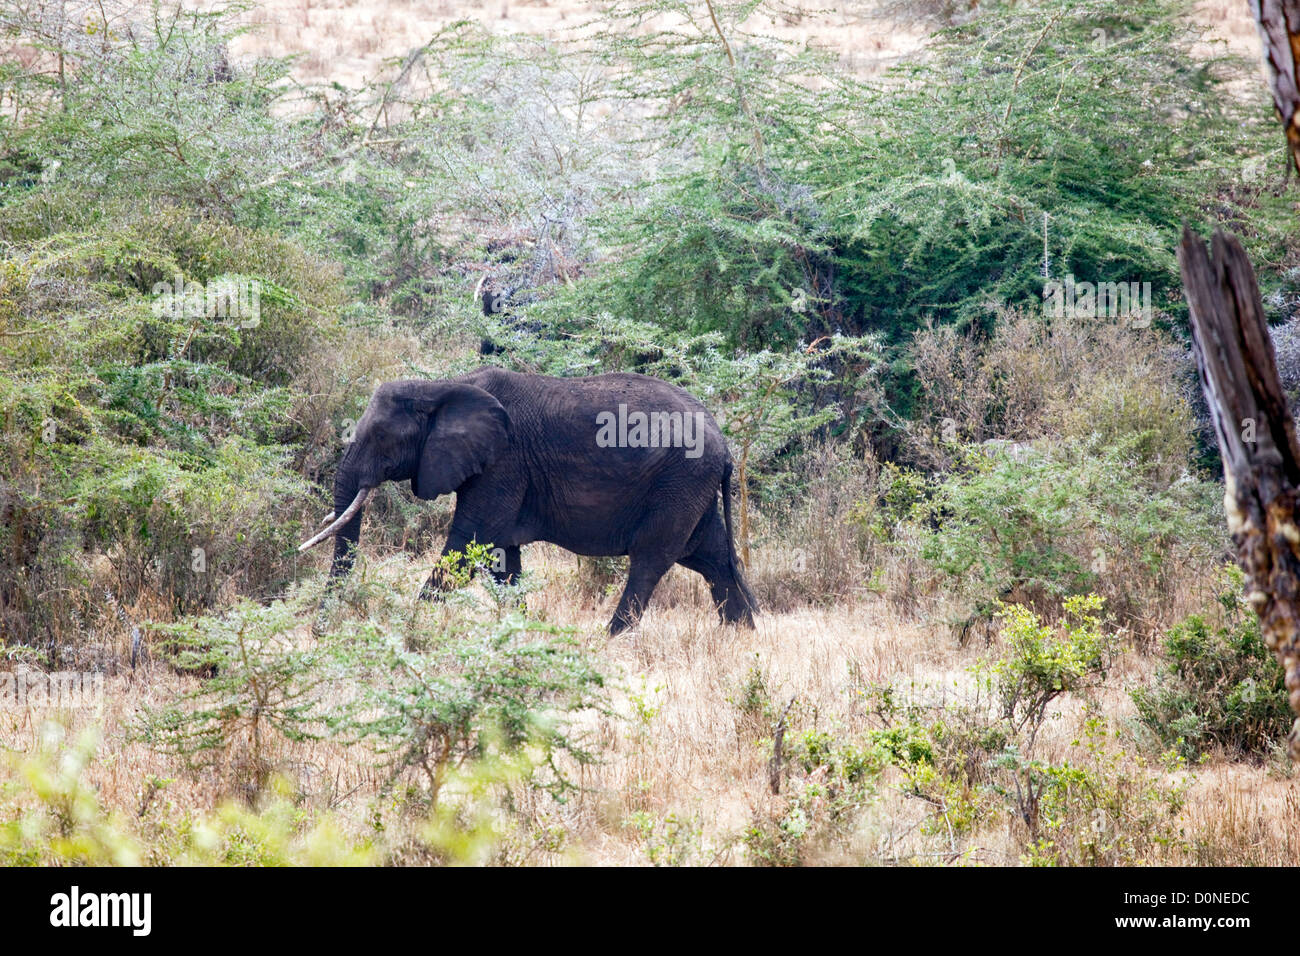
298;488;372;552
472;270;489;303
317;511;336;527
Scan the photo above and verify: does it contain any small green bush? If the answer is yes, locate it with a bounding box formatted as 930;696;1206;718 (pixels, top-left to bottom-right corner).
137;602;333;792
1132;567;1291;762
983;595;1118;740
0;722;375;866
914;442;1222;628
1013;714;1188;867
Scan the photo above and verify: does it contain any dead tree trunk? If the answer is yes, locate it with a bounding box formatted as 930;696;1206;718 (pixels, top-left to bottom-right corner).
1252;0;1300;173
1177;226;1300;757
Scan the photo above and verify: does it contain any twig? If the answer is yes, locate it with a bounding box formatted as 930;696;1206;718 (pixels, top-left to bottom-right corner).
768;696;796;794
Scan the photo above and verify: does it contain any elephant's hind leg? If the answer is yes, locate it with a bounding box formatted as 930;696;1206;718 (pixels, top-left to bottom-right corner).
608;550;676;635
678;508;757;627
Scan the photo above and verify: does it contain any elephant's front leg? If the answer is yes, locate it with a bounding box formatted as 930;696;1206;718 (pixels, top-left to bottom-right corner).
489;545;522;587
486;545;525;612
418;530;475;601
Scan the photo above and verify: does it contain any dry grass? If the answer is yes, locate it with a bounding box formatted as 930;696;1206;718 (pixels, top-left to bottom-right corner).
195;0;1261;93
199;0;929;89
1195;0;1263;59
4;531;1295;866
2;0;1287;867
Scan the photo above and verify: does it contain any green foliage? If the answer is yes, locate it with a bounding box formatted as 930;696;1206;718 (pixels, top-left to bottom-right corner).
0;0;1288;868
431;541;537;618
0;199;346;648
119;558;608;863
0;724;140;866
180;777;378;866
729;654;774;738
629;810;712;866
335;612;606;804
967;608;1185;864
1;4;291;213
1133;566;1292;762
842;599;1182;863
826;0;1269;339
563;0;1282;350
0;722;376;866
137;602;332;789
735;596;1175;865
733;671;886;865
849;461;928;544
416;748;555;865
135;570;607;809
914;442;1221;623
1013;714;1188;867
743;760;880;867
981;595;1117;739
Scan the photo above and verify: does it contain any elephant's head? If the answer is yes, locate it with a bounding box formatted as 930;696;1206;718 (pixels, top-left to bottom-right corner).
298;380;510;581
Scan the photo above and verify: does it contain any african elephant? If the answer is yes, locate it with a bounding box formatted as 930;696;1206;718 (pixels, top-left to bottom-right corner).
299;368;759;634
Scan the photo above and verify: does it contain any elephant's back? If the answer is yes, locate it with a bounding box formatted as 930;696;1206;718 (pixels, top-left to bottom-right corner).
461;368;719;438
457;367;730;554
464;366;727;487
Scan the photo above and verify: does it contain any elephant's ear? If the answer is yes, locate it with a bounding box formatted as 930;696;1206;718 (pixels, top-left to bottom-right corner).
410;384;510;500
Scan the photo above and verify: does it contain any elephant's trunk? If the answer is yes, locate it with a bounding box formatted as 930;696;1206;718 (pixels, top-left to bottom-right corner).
298;485;371;554
328;457;372;584
300;459;373;603
328;495;366;582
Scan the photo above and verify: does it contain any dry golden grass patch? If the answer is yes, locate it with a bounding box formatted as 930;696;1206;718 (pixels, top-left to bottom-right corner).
196;0;1262;94
198;0;928;89
2;537;1296;865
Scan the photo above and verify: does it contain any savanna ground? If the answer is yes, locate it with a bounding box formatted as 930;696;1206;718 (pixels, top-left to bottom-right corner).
3;0;1300;866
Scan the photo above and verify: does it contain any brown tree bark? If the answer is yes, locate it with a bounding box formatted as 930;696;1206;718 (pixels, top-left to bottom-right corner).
1252;0;1300;173
1177;227;1300;757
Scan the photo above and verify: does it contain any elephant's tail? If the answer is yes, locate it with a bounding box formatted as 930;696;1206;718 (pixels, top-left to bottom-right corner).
721;460;759;622
722;460;740;570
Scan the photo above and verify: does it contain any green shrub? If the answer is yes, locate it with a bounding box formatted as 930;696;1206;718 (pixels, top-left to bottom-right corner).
742;695;889;866
914;442;1222;628
0;199;351;650
336;612;606;804
1014;714;1188;867
629;811;713;867
857;600;1134;859
982;595;1118;740
0;723;374;866
561;0;1280;352
1132;567;1292;762
729;654;775;741
0;724;141;866
138;566;607;808
743;753;881;867
137;602;333;793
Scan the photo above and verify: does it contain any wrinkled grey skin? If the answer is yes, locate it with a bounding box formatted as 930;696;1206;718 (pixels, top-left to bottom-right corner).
319;368;758;634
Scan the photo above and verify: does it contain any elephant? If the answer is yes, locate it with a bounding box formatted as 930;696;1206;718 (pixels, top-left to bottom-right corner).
299;367;759;634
